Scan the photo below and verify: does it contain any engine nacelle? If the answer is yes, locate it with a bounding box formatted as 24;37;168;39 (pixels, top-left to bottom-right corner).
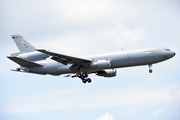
96;69;117;77
91;60;111;69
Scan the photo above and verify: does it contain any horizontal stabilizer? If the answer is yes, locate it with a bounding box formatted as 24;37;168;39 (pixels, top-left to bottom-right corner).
7;56;42;67
10;69;45;75
37;49;92;65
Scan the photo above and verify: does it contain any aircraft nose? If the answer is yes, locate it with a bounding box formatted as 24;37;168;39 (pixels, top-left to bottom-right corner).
174;52;176;56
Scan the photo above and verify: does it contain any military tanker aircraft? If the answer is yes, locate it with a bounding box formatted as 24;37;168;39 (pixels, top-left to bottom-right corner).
7;35;175;83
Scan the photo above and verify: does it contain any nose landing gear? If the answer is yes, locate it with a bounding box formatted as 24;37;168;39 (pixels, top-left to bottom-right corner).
149;69;153;73
148;64;153;73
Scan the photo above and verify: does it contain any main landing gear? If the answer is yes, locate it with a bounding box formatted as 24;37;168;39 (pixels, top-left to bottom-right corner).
148;64;153;73
73;72;92;84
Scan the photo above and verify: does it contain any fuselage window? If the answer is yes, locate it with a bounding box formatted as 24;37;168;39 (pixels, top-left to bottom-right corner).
165;49;171;51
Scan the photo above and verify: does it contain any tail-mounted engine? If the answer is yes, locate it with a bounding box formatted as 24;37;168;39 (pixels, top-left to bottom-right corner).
17;51;49;61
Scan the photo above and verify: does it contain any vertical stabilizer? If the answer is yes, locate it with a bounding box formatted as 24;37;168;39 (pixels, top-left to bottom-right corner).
11;35;36;52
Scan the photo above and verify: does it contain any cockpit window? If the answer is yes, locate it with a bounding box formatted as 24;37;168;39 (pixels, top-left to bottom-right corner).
165;49;171;51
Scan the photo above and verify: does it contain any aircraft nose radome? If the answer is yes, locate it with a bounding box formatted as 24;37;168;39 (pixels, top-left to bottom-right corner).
174;52;176;56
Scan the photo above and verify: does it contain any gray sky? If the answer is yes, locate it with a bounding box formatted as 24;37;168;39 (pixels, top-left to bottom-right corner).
0;0;180;120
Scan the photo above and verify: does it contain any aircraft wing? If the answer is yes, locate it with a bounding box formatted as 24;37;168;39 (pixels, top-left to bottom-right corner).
37;49;92;65
7;56;42;67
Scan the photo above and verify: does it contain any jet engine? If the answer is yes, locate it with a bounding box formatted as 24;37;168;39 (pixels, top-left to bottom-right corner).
96;69;117;77
91;60;111;69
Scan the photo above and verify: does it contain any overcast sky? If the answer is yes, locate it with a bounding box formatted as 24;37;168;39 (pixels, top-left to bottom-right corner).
0;0;180;120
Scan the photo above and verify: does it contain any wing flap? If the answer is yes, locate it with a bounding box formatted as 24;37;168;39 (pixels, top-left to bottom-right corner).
7;56;42;67
37;49;92;65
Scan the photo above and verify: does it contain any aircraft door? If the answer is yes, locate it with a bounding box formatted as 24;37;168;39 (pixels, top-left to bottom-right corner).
151;50;157;56
157;49;161;55
127;51;132;66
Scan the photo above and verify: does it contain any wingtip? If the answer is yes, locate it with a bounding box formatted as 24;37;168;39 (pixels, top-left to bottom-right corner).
64;74;71;77
7;56;10;58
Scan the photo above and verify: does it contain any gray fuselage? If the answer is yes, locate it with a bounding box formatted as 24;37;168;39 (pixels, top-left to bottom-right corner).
25;48;175;75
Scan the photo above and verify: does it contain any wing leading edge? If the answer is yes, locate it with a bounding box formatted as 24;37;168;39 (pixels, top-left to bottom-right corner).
37;49;92;65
